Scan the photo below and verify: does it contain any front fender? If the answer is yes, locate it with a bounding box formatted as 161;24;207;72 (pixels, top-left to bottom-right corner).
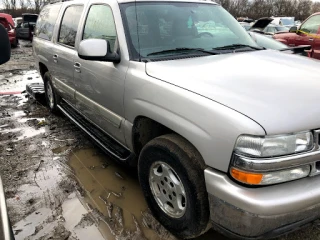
124;62;265;172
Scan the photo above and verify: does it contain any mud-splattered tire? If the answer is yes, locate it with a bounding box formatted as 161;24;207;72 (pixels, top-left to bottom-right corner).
138;134;209;239
44;72;60;113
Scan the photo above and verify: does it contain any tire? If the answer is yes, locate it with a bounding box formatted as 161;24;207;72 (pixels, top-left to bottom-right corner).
44;72;60;113
138;134;209;239
11;38;18;48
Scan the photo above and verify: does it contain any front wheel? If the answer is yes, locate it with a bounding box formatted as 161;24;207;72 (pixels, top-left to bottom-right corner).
138;134;209;239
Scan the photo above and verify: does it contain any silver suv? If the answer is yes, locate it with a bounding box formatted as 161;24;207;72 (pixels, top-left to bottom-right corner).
33;0;320;239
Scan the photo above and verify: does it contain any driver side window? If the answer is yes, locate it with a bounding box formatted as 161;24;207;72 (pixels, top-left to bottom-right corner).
300;15;320;34
83;4;117;53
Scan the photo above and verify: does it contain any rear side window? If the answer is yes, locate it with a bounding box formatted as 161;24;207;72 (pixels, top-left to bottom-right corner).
58;5;83;47
35;4;62;41
83;5;117;52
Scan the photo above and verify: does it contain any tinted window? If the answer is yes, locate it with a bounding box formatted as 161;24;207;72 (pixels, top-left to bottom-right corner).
83;5;117;52
300;15;320;34
35;4;61;40
58;5;83;47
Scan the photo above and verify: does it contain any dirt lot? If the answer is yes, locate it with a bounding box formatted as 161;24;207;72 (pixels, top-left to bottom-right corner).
0;41;319;240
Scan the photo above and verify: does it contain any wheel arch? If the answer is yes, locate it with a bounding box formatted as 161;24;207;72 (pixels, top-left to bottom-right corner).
39;62;49;80
131;115;208;166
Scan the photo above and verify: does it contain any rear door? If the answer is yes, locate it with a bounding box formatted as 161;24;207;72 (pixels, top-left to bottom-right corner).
50;4;84;105
33;3;62;83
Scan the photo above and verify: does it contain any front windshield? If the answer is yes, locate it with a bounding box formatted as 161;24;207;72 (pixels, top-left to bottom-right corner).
280;18;294;26
121;2;258;60
275;26;289;32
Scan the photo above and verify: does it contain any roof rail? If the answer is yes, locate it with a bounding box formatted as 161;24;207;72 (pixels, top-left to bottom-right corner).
50;0;73;4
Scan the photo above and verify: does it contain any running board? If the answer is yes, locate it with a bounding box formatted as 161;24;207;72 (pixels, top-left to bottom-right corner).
57;101;132;161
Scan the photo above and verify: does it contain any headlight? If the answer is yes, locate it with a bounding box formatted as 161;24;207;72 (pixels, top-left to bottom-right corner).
230;165;310;185
234;132;313;157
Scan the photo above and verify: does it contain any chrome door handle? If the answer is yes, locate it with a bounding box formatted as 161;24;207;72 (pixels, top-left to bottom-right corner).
74;62;81;73
53;54;58;63
309;38;314;42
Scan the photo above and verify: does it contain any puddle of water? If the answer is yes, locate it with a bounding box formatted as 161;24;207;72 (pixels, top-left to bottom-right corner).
13;110;26;118
17;126;47;141
52;146;70;154
69;148;228;240
13;208;52;240
69;148;167;240
18;117;45;123
1;126;48;141
62;193;104;240
0;70;41;93
18;165;63;196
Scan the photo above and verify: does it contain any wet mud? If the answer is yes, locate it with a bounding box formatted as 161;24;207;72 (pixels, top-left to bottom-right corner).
68;148;231;240
1;40;319;240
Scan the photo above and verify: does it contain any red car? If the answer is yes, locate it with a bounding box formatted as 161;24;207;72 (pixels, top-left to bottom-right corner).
0;13;18;48
274;12;320;59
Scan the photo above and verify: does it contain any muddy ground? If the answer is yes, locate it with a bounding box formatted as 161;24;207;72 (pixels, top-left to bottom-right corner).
0;41;319;240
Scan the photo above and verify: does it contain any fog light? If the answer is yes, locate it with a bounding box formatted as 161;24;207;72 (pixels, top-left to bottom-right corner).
231;165;310;185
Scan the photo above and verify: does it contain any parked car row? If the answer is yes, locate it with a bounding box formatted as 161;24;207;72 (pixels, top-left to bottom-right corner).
0;13;38;48
240;14;320;60
274;12;320;59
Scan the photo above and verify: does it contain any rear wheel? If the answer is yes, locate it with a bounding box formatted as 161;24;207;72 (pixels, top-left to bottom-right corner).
44;72;60;113
138;134;209;239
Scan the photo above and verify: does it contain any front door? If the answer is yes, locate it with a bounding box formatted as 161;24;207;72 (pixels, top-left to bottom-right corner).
312;27;320;59
50;4;84;105
296;14;320;59
74;3;128;145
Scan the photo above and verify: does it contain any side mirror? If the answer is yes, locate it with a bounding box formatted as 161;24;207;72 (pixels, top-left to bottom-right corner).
78;39;120;63
289;26;298;33
0;24;11;65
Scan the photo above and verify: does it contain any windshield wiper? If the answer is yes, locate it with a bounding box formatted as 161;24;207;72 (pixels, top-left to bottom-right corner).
147;48;219;56
212;44;263;51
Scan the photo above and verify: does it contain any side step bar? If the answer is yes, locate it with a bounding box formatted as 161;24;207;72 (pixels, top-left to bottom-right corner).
57;101;133;161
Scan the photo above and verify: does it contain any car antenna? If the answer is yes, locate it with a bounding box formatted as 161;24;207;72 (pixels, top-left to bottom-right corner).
134;0;141;62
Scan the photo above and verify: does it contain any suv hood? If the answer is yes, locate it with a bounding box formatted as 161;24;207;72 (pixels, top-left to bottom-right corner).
146;51;320;135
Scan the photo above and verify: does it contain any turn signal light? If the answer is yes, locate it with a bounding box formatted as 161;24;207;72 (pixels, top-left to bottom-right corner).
231;168;263;184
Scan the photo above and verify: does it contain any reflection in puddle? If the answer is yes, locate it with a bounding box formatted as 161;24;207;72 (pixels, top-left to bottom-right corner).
0;70;41;93
69;148;228;240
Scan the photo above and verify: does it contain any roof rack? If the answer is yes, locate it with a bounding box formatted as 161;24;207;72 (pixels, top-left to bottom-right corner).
50;0;73;4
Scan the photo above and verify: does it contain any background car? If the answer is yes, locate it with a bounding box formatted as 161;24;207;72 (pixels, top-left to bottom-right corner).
16;13;38;40
264;24;289;35
249;31;311;56
240;21;252;31
274;12;320;59
0;13;18;48
271;16;295;28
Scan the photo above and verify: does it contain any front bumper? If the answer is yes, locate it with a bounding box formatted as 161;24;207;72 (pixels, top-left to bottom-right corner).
205;168;320;239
